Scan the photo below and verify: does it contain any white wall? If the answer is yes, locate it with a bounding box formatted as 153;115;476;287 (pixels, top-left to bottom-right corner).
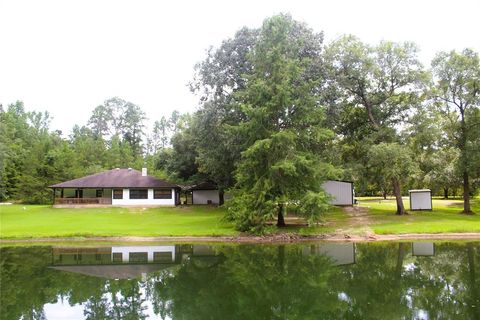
111;245;176;262
192;190;219;204
322;180;353;205
410;191;432;210
111;188;176;206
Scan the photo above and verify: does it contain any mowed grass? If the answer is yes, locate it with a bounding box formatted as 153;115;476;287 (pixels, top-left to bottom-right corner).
293;206;352;235
1;198;480;239
0;205;237;239
358;197;480;234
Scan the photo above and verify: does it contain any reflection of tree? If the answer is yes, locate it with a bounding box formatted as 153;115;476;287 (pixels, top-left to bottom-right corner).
466;243;479;320
328;243;414;319
0;246;53;319
404;243;480;319
1;243;480;319
110;281;148;320
145;269;175;320
83;292;110;320
150;245;345;319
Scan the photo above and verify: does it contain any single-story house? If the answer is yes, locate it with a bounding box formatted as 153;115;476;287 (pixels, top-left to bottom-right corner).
322;180;354;206
50;168;180;206
187;181;220;205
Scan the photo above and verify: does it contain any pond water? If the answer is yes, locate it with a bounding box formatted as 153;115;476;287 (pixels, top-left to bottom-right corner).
1;242;479;320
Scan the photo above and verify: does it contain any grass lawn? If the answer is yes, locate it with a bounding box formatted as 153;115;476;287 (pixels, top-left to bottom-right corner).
357;197;480;234
1;197;479;239
0;205;237;239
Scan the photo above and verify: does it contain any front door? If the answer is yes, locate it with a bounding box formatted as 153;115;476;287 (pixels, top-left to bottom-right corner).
75;189;83;198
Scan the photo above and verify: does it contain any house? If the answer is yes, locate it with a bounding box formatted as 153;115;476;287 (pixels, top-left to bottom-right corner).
50;168;180;207
322;180;354;206
187;181;220;205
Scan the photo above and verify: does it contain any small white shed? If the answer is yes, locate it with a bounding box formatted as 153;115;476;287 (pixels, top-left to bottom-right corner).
189;181;220;205
412;242;435;256
409;189;432;211
322;180;354;206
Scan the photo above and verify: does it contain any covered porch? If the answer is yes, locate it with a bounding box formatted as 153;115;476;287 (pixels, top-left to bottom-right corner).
52;188;113;205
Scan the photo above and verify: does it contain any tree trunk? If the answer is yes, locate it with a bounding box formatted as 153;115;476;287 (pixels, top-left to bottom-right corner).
392;178;407;215
277;204;286;227
444;187;449;199
219;190;224;206
383;190;387;200
463;170;473;214
395;243;407;280
460;111;473;214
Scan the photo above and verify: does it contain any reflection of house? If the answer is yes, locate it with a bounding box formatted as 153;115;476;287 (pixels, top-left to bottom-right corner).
50;264;172;280
52;246;178;265
322;180;354;206
111;246;176;263
192;245;216;256
50;245;218;279
412;242;435;256
303;243;356;266
50;168;180;206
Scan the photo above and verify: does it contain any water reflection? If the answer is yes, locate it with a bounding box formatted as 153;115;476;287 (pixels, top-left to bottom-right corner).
1;242;479;319
412;242;435;256
303;242;356;265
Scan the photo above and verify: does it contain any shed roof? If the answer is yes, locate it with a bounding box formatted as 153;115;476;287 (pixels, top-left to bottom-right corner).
408;189;431;193
50;168;179;189
188;181;218;191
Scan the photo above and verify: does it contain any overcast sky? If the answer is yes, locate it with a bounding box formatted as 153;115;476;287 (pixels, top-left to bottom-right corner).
1;0;479;135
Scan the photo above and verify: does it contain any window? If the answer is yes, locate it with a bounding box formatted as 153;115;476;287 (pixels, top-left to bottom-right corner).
154;252;173;262
112;253;122;262
129;252;148;263
96;189;103;197
113;189;123;199
130;189;148;199
154;189;172;199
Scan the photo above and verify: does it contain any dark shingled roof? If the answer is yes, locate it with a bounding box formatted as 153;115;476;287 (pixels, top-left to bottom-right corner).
50;168;179;189
50;264;177;279
188;181;218;191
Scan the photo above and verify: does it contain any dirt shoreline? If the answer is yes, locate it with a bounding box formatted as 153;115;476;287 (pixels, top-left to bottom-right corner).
1;233;480;244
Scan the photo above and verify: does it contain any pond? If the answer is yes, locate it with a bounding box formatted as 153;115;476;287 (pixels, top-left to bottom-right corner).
1;242;479;319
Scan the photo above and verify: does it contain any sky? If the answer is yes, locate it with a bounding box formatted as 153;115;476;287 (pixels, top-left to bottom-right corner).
1;0;479;135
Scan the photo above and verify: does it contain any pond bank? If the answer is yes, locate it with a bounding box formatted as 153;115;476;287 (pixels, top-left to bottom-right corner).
2;232;480;244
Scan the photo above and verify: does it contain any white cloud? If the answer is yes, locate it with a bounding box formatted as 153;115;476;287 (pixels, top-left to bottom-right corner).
1;0;478;134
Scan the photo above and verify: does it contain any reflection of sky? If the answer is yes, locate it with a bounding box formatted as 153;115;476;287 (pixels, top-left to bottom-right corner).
44;301;84;320
43;286;168;320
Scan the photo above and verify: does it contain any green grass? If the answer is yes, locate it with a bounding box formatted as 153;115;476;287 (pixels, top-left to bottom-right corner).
0;205;237;239
289;207;352;235
1;198;480;239
357;197;480;234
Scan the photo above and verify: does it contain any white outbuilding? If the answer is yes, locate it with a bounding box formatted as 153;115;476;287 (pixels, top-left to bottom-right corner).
409;189;432;211
412;242;435;256
189;181;220;205
321;180;354;206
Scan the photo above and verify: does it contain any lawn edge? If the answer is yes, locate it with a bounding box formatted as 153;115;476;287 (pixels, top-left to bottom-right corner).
2;232;480;244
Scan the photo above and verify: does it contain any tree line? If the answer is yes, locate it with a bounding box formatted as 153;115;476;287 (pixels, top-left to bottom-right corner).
1;14;479;231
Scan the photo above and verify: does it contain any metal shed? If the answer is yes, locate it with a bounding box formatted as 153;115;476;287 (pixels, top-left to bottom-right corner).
409;189;432;211
321;180;354;206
